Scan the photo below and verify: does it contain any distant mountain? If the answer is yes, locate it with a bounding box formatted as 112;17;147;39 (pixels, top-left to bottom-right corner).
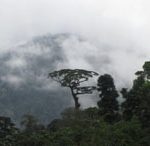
1;33;114;125
0;33;77;125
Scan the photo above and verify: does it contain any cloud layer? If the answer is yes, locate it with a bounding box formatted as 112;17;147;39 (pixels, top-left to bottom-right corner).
0;0;150;86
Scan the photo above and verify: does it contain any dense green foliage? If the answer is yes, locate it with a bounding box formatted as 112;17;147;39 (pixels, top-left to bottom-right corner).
0;61;150;146
122;61;150;128
97;74;120;123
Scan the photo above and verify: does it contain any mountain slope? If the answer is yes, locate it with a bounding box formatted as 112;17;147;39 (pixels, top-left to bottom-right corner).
0;34;74;125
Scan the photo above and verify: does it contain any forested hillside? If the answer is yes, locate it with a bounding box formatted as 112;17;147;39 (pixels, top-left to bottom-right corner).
0;61;150;146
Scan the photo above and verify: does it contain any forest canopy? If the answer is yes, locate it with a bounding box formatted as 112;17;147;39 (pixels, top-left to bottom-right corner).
0;61;150;146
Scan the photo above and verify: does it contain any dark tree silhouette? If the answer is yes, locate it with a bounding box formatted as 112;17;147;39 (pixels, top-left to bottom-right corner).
48;69;98;109
97;74;119;118
121;61;150;127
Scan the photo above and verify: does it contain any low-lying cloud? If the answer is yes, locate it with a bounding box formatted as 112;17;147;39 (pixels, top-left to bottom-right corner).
0;0;150;87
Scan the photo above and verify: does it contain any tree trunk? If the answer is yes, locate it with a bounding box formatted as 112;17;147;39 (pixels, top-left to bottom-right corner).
70;87;80;109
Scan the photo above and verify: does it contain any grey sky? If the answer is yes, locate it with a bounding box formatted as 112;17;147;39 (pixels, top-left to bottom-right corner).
0;0;150;45
0;0;150;87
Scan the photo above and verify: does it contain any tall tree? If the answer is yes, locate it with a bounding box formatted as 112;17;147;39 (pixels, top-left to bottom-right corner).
122;61;150;127
97;74;119;118
48;69;98;109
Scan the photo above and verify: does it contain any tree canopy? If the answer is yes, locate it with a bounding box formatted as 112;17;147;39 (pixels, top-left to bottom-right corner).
122;61;150;127
0;62;150;146
48;69;99;109
97;74;119;113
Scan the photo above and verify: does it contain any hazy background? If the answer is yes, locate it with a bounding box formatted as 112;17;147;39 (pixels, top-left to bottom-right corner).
0;0;150;124
0;0;150;85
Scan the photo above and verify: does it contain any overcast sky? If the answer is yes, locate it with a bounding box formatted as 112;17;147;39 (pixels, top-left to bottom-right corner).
1;0;150;87
0;0;150;46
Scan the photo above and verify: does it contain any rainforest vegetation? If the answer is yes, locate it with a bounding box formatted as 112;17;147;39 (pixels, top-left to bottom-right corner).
0;61;150;146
